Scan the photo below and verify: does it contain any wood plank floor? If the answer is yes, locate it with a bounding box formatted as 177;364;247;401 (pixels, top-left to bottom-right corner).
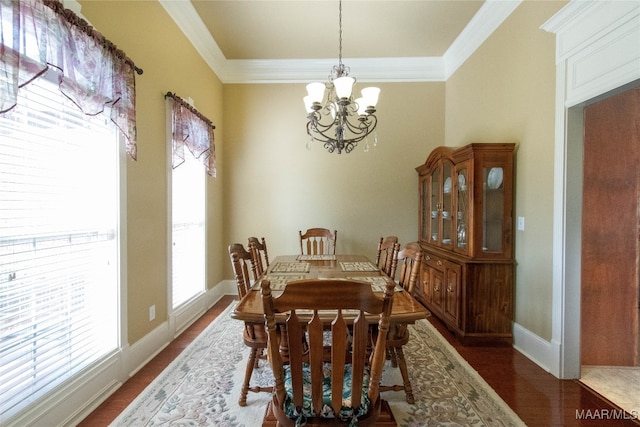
79;296;639;426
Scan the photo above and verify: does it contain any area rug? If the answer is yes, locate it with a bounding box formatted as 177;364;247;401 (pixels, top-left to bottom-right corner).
110;303;525;426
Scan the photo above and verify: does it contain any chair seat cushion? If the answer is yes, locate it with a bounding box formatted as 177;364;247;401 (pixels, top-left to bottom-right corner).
282;362;370;426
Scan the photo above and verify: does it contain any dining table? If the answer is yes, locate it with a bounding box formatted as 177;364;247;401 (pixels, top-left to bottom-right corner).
231;254;430;325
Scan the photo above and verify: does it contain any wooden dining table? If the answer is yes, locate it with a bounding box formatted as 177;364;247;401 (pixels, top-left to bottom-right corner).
231;254;430;324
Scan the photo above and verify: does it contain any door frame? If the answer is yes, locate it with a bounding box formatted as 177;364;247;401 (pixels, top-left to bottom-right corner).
542;0;640;378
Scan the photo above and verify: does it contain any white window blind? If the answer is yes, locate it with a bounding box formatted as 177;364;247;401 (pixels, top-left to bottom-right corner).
0;75;119;421
171;149;205;308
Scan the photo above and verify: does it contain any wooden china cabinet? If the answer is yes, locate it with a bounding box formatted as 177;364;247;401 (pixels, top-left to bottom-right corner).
416;143;516;345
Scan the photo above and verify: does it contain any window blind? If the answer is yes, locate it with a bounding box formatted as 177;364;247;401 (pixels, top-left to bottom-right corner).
171;149;205;308
0;75;119;421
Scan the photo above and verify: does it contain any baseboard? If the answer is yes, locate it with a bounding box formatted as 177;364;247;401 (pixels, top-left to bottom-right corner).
512;321;561;377
171;280;237;337
5;353;122;427
129;280;237;376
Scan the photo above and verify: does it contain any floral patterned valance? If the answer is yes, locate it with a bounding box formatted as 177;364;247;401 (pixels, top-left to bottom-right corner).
0;0;141;159
166;92;216;178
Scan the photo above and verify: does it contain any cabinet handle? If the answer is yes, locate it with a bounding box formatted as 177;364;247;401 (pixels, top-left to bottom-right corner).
436;260;443;266
423;279;429;286
447;284;453;293
434;284;440;292
424;255;431;261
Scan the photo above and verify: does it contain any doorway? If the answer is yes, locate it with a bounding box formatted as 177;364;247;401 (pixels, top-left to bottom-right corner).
579;85;640;413
581;86;640;367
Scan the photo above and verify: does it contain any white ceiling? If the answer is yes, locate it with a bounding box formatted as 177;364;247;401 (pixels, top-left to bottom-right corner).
159;0;522;83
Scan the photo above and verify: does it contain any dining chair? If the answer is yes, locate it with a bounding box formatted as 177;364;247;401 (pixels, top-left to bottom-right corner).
261;278;397;426
375;236;400;278
228;243;272;406
378;241;422;404
299;228;337;255
247;236;269;277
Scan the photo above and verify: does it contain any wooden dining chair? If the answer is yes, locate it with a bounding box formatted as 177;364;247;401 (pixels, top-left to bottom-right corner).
375;236;400;278
261;278;397;426
299;228;337;255
228;243;272;406
248;236;269;276
378;242;422;404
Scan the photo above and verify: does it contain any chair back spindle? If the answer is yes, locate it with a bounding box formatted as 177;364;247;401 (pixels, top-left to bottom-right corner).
248;236;269;276
375;236;400;279
299;228;337;255
396;242;422;294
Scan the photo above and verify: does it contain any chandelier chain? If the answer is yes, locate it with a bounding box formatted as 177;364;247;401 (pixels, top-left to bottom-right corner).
338;0;343;67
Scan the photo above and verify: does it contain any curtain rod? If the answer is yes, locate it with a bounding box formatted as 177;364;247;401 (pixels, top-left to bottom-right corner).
43;0;143;75
165;92;216;129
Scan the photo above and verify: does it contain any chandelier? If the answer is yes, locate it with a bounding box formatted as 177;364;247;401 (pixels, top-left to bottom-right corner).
303;0;380;154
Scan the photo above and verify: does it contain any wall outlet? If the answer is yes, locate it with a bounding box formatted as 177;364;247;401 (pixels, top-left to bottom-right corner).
517;216;525;231
149;304;156;322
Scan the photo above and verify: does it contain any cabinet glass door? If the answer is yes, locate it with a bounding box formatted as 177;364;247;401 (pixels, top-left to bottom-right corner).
455;165;469;252
430;168;439;243
441;161;453;247
483;166;505;252
421;176;429;242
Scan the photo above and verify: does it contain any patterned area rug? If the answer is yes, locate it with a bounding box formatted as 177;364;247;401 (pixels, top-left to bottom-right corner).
110;303;525;426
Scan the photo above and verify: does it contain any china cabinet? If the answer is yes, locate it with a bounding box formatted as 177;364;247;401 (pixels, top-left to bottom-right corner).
416;143;516;345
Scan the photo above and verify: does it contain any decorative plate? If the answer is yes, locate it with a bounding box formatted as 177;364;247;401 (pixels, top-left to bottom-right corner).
443;177;452;194
487;167;503;189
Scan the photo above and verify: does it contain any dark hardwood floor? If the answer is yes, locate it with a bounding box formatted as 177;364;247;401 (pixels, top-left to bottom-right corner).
79;296;639;426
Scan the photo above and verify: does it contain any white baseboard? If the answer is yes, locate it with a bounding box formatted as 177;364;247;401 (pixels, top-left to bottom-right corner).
128;280;237;377
512;321;561;377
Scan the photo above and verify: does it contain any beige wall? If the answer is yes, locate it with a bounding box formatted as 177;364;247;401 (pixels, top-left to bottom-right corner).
445;0;567;340
79;1;225;344
222;82;444;277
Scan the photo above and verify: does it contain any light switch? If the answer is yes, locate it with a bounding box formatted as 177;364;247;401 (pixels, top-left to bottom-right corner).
517;216;525;231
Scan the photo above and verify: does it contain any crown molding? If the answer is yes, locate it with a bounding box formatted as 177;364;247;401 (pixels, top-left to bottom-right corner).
160;0;519;84
443;0;521;79
222;57;446;84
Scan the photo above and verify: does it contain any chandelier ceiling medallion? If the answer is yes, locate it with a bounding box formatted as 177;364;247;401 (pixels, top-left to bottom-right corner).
303;0;380;154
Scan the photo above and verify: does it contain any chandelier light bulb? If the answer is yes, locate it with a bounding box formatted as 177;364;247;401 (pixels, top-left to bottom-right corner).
306;82;326;104
361;87;380;107
333;76;355;99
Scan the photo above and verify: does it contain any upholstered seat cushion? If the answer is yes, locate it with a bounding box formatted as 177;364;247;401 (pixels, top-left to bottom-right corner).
282;362;370;426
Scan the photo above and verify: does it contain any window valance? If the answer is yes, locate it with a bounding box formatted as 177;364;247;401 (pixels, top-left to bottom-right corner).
166;92;216;178
0;0;142;159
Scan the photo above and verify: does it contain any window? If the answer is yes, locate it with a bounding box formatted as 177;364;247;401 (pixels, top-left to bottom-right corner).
166;93;214;310
0;74;119;421
171;148;206;308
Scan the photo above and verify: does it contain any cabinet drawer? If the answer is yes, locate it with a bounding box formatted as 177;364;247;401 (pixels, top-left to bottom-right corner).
422;252;446;271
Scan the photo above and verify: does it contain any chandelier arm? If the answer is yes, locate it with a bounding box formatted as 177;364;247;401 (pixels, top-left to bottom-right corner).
309;119;339;135
308;122;341;144
343;115;377;135
308;114;377;143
